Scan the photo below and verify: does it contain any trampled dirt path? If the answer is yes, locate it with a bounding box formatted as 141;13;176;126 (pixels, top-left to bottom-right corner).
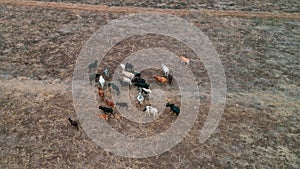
1;0;300;19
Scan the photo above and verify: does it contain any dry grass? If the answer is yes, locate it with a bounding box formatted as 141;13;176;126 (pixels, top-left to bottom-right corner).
0;1;299;168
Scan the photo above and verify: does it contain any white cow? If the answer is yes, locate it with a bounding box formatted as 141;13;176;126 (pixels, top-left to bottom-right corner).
143;106;158;118
122;77;132;84
120;63;126;70
137;92;144;104
122;70;135;80
99;75;105;88
142;88;152;94
162;64;169;76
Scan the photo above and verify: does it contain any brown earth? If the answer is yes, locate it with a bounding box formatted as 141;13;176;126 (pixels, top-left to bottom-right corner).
0;1;299;168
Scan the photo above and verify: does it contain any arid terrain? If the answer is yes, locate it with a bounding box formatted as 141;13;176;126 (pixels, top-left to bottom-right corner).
0;0;299;168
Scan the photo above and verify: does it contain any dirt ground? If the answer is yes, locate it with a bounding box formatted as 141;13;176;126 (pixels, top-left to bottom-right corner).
0;1;299;168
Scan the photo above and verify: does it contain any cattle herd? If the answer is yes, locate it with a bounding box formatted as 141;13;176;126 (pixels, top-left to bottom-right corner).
69;56;191;129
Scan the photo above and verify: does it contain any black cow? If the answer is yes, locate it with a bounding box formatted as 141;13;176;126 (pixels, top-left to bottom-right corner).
134;82;149;89
166;103;180;116
99;106;115;117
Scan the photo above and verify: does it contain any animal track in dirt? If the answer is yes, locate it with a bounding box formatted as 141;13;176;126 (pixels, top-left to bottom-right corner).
1;0;300;19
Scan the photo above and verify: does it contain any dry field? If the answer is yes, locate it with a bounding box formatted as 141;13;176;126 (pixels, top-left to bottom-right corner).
0;1;299;168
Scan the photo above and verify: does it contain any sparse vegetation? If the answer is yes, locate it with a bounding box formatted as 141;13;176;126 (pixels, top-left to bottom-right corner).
0;1;299;168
